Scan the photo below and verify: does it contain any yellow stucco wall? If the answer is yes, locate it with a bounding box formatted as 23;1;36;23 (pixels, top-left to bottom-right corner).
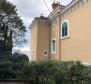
30;19;50;61
61;1;91;64
30;22;38;61
30;0;91;63
37;20;50;61
30;23;37;51
50;16;61;61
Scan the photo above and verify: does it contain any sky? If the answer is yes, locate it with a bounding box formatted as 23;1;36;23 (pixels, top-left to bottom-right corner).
7;0;72;56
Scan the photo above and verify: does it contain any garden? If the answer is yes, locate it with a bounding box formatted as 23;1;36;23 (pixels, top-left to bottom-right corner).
0;0;91;84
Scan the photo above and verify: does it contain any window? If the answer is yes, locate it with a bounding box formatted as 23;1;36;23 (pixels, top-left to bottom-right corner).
51;39;56;54
62;22;68;37
61;20;69;39
43;50;48;56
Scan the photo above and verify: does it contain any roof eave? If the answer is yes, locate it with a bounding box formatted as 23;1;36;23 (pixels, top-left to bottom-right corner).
49;0;81;21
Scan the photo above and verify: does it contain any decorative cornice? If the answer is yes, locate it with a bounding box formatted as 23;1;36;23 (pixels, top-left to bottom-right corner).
29;17;49;29
60;0;87;17
29;0;88;27
49;0;88;21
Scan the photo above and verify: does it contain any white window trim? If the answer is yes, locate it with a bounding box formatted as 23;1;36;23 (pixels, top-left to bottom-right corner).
51;39;56;54
60;19;70;39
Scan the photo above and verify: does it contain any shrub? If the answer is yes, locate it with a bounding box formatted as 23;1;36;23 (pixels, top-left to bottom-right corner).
55;61;91;84
0;52;29;80
0;61;14;79
18;61;58;84
12;52;29;78
19;61;91;84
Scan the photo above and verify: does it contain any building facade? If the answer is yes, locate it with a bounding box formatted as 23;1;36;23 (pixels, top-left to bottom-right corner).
30;0;91;64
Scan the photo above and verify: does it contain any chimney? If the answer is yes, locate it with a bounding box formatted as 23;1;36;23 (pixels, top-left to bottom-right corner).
52;1;65;10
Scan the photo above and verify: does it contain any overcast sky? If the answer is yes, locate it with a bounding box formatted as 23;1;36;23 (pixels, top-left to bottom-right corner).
7;0;72;56
8;0;72;27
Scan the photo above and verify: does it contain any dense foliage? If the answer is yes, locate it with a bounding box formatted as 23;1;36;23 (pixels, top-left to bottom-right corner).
0;53;29;79
19;61;91;84
0;0;27;80
0;0;26;53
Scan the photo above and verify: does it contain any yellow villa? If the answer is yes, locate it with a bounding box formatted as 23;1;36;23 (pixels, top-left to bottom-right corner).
30;0;91;64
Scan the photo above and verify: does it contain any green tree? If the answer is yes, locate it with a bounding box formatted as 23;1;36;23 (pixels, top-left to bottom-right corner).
0;52;14;79
0;0;26;79
0;61;14;79
0;0;26;53
12;52;29;78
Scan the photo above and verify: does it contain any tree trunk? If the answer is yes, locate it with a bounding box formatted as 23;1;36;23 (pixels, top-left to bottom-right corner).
3;25;8;44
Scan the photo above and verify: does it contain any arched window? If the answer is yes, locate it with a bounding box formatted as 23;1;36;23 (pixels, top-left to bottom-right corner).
61;20;69;38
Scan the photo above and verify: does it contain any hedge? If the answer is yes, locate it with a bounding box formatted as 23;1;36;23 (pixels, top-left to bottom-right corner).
18;61;91;84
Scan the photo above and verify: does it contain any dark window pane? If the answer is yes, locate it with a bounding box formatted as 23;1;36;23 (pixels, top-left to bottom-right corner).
52;40;55;52
62;22;68;37
65;26;67;36
62;27;64;37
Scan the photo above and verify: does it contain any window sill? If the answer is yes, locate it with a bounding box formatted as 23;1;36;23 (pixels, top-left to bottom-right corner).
51;52;56;55
61;35;70;39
